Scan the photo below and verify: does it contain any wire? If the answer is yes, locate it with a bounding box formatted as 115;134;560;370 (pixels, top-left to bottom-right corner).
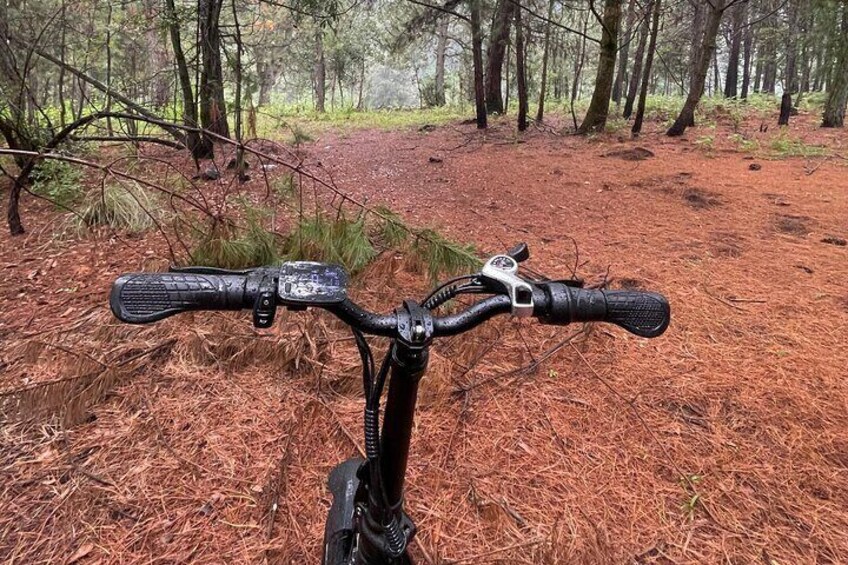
420;274;480;307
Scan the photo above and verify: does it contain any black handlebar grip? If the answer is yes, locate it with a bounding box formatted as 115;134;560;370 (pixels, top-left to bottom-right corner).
539;284;670;338
110;273;250;323
600;290;670;338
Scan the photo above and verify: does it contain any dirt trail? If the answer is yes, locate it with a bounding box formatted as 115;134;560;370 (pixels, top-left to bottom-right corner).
2;118;847;563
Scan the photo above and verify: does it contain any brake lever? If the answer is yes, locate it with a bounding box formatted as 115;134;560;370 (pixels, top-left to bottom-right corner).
480;255;534;318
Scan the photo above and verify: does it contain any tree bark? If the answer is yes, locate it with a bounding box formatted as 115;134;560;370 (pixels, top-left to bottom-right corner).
667;0;726;136
515;0;528;131
778;91;792;125
632;0;660;135
579;0;623;133
536;0;556;122
199;0;229;138
434;18;448;106
724;3;743;98
741;7;753;99
613;0;637;104
470;0;487;128
314;26;326;112
165;0;210;160
484;0;514;114
822;3;848;127
622;3;648;119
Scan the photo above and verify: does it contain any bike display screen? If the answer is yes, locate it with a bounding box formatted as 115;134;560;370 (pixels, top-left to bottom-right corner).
277;261;349;305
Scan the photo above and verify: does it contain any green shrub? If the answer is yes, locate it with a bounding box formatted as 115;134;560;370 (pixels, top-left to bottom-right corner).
76;182;158;233
31;159;84;208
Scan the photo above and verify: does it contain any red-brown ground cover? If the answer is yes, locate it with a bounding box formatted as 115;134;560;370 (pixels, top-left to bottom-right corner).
2;112;847;563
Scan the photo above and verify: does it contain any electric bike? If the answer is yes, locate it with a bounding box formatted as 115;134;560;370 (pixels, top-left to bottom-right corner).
110;243;670;564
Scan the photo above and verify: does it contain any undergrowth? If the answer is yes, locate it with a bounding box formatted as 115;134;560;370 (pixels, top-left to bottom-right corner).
192;209;281;269
31;159;84;208
75;182;159;233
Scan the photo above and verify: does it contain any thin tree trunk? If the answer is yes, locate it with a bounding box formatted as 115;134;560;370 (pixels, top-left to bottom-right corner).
622;1;648;119
724;3;743;98
164;0;209;160
571;13;589;129
822;3;848;127
105;1;113;135
613;0;637;104
778;91;792;125
58;0;67;127
199;0;229;138
536;0;555;121
314;26;326;112
470;0;487;128
434;18;448;106
484;0;514;114
741;7;753;99
579;0;623;133
784;0;799;94
667;0;726;136
231;0;246;181
632;0;660;135
515;0;528;131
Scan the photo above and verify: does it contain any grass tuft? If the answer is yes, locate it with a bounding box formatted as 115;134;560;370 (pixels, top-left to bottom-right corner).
76;182;158;233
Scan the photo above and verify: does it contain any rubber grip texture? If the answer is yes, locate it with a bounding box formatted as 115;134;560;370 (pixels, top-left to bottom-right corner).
110;273;248;323
601;290;670;338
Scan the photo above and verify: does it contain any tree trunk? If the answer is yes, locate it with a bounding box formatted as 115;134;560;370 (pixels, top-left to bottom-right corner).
314;26;326;112
724;3;743;98
622;3;649;119
199;0;229;138
515;1;528;131
434;18;448;106
822;4;848;127
484;0;514;114
741;7;753;99
165;0;210;160
579;0;623;133
470;0;487;128
632;0;660;135
778;91;792;125
667;0;726;136
613;0;637;104
536;0;556;122
784;1;799;94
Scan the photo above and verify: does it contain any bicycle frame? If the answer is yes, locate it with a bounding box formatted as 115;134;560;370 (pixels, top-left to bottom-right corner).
324;339;427;565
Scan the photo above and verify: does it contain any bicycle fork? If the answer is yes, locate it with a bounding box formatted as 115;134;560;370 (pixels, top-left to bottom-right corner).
325;340;428;565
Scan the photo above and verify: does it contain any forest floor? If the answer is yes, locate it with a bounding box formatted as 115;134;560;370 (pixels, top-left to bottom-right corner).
2;108;847;564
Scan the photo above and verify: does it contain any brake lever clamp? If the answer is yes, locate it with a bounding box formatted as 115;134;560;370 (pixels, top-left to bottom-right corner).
480;255;534;318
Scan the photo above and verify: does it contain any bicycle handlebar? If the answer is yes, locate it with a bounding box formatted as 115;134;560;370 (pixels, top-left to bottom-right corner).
111;270;670;339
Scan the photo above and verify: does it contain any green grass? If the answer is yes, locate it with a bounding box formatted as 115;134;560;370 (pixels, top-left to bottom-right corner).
769;130;829;158
75;182;159;233
254;104;472;140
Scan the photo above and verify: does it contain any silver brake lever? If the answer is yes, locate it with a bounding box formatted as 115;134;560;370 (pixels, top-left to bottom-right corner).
480;255;534;318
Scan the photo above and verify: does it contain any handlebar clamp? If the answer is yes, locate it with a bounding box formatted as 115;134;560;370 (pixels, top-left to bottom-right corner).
396;300;433;349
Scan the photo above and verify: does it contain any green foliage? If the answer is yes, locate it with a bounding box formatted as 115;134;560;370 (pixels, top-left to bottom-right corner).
769;131;828;158
694;134;715;151
285;213;376;273
192;208;281;269
373;205;409;248
76;182;159;233
31;159;84;208
412;228;482;282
